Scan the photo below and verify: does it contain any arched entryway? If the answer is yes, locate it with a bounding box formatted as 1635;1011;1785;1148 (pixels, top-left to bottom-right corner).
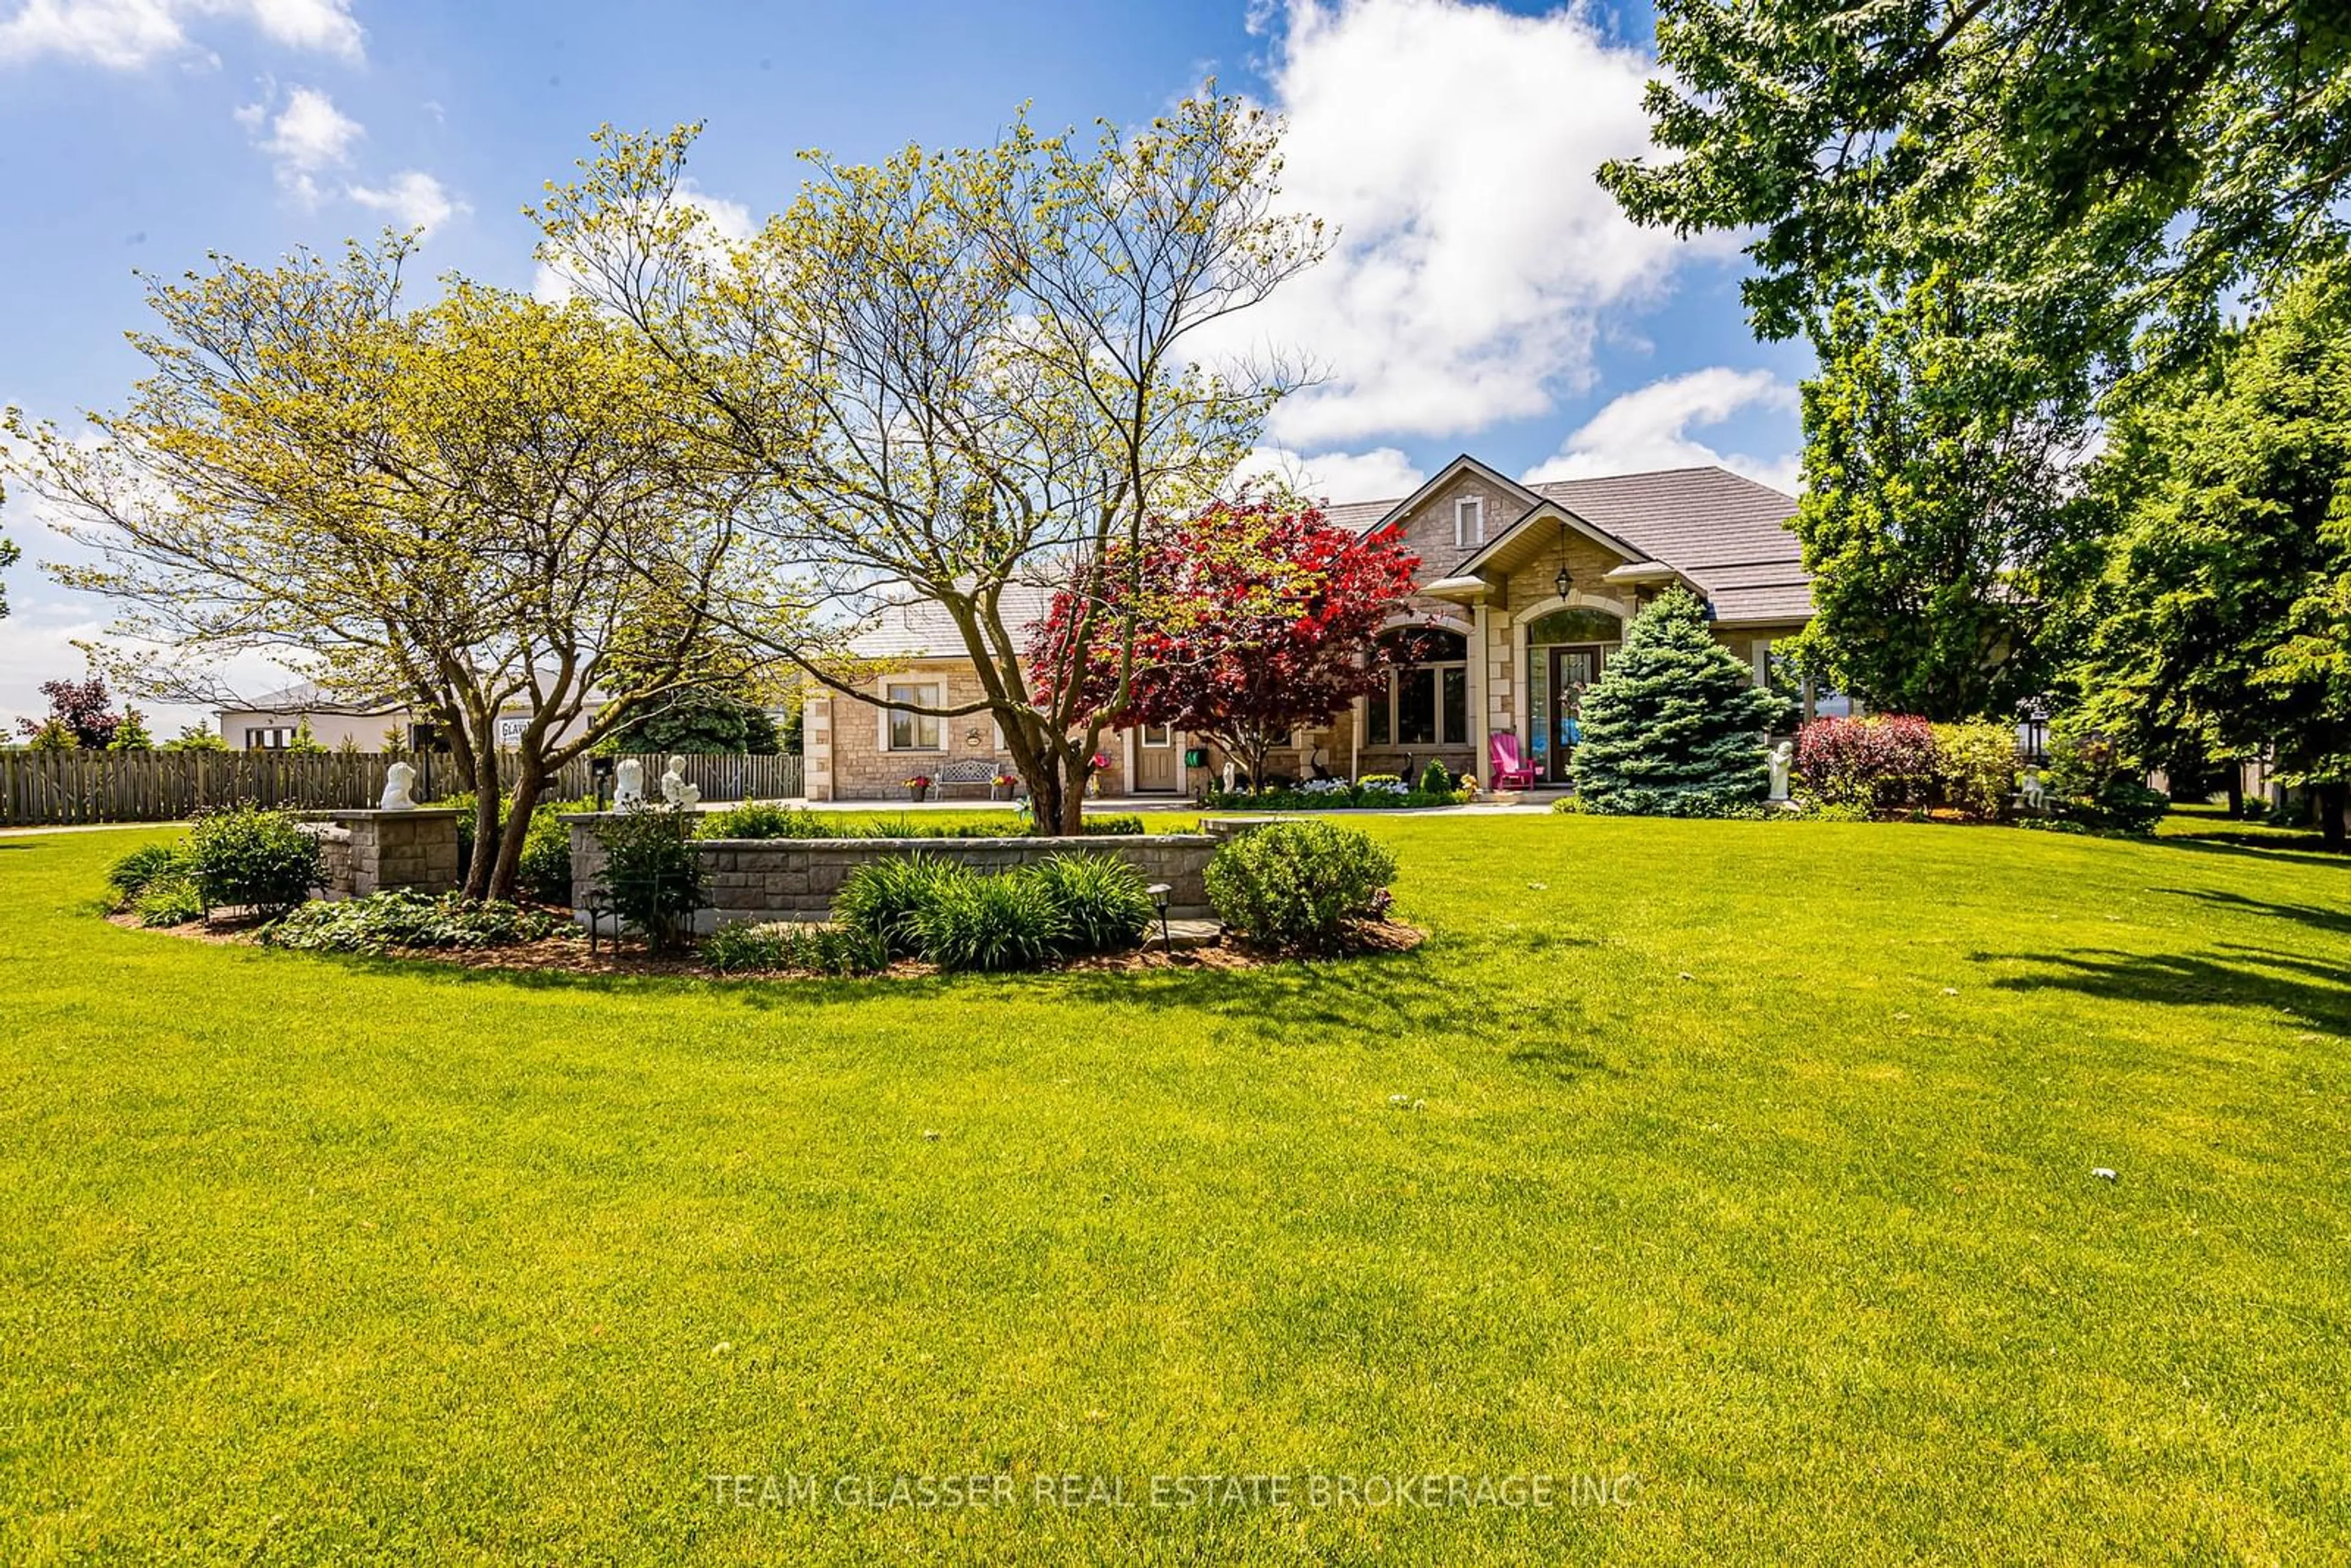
1523;606;1623;785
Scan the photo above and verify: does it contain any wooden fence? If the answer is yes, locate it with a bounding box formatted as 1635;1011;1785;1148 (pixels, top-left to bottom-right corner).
0;749;804;827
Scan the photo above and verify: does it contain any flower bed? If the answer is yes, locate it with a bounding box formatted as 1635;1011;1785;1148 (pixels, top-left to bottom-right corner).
1201;771;1470;812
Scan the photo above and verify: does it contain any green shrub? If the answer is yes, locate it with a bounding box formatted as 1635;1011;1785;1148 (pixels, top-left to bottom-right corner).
518;799;591;904
699;802;821;840
1932;721;2020;819
185;803;323;914
831;852;961;958
699;920;888;976
1026;853;1155;955
262;891;567;954
1417;758;1456;797
132;877;203;927
1204;820;1397;953
591;804;708;951
913;867;1067;972
2089;778;2169;835
108;841;188;902
1081;814;1146;837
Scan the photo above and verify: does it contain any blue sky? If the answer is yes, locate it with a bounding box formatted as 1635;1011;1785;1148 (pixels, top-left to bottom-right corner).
0;0;1810;732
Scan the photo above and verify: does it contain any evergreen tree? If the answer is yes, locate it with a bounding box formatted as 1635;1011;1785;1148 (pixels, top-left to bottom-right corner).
2072;258;2351;847
107;707;154;751
1573;588;1782;817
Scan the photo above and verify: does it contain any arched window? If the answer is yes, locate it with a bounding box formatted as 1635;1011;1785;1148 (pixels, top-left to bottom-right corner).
1524;606;1624;646
1367;626;1469;748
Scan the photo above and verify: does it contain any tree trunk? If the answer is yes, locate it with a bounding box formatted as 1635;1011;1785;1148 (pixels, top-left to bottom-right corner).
1057;750;1088;836
462;716;502;900
486;760;548;902
2322;781;2347;853
2225;771;2244;819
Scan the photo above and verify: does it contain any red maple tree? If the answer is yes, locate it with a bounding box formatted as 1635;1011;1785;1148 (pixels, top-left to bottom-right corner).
1031;495;1420;790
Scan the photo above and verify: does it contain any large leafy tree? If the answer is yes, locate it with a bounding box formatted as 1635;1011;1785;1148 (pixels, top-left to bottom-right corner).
6;240;775;898
1607;4;2350;725
1603;1;2351;367
1789;272;2097;718
531;92;1325;833
1573;588;1783;817
2072;259;2351;847
1031;494;1418;791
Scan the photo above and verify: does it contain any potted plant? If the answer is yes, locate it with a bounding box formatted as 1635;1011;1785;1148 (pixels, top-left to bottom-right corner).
904;773;933;803
991;770;1019;802
1086;751;1111;798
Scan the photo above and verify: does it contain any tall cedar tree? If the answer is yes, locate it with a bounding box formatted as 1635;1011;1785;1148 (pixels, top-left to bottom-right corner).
1573;588;1782;817
1031;496;1418;790
2074;259;2351;846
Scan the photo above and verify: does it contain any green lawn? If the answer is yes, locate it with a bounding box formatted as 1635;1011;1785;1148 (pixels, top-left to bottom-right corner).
1;817;2345;1563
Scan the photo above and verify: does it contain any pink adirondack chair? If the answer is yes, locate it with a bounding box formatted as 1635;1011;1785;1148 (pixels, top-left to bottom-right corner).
1488;732;1539;792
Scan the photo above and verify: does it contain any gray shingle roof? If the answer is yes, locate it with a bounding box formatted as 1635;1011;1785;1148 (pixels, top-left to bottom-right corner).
844;466;1812;660
844;583;1060;659
1528;468;1810;623
1351;463;1810;624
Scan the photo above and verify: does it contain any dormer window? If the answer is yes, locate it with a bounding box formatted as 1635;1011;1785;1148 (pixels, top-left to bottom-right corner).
1455;495;1484;549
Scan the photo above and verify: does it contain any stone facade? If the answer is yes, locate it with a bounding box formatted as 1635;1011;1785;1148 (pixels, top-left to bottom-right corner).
563;816;1215;930
809;668;1134;803
324;808;462;897
800;462;1813;797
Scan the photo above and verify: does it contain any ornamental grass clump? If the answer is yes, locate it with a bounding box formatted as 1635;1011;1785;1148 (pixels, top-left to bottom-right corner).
831;852;962;959
1204;819;1397;953
912;866;1067;973
1024;853;1155;955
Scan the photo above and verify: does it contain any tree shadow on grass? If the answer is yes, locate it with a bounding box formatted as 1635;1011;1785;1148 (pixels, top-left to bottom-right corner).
2148;835;2350;872
1977;944;2351;1035
2151;887;2351;942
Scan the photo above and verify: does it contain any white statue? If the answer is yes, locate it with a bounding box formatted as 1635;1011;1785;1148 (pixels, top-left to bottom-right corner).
659;754;701;809
2020;766;2045;811
1768;740;1793;802
613;757;645;808
1221;760;1237;795
378;759;417;811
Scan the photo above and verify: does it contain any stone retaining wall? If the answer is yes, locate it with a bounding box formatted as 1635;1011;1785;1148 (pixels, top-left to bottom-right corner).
562;817;1217;931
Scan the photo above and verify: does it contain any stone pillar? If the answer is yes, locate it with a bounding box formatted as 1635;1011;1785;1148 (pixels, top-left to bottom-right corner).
328;808;463;897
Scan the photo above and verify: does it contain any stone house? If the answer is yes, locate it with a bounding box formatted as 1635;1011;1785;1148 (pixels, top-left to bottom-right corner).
803;459;1817;801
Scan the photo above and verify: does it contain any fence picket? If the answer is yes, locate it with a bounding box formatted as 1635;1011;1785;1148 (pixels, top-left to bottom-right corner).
0;749;804;827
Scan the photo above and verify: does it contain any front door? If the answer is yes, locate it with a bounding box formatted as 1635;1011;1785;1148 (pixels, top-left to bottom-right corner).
1546;645;1602;784
1133;724;1179;792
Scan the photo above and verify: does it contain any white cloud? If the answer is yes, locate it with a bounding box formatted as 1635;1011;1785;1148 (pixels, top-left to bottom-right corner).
348;170;463;237
1205;0;1719;447
0;0;361;69
1236;445;1425;503
1521;366;1802;494
232;83;466;238
244;82;361;203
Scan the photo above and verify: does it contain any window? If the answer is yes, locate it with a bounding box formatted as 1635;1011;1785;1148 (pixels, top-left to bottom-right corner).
1140;723;1172;747
1454;495;1484;549
244;726;295;751
883;682;943;751
1367;628;1469;748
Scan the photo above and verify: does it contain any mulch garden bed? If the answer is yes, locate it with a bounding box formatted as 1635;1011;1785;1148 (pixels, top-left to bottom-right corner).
113;910;1425;980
